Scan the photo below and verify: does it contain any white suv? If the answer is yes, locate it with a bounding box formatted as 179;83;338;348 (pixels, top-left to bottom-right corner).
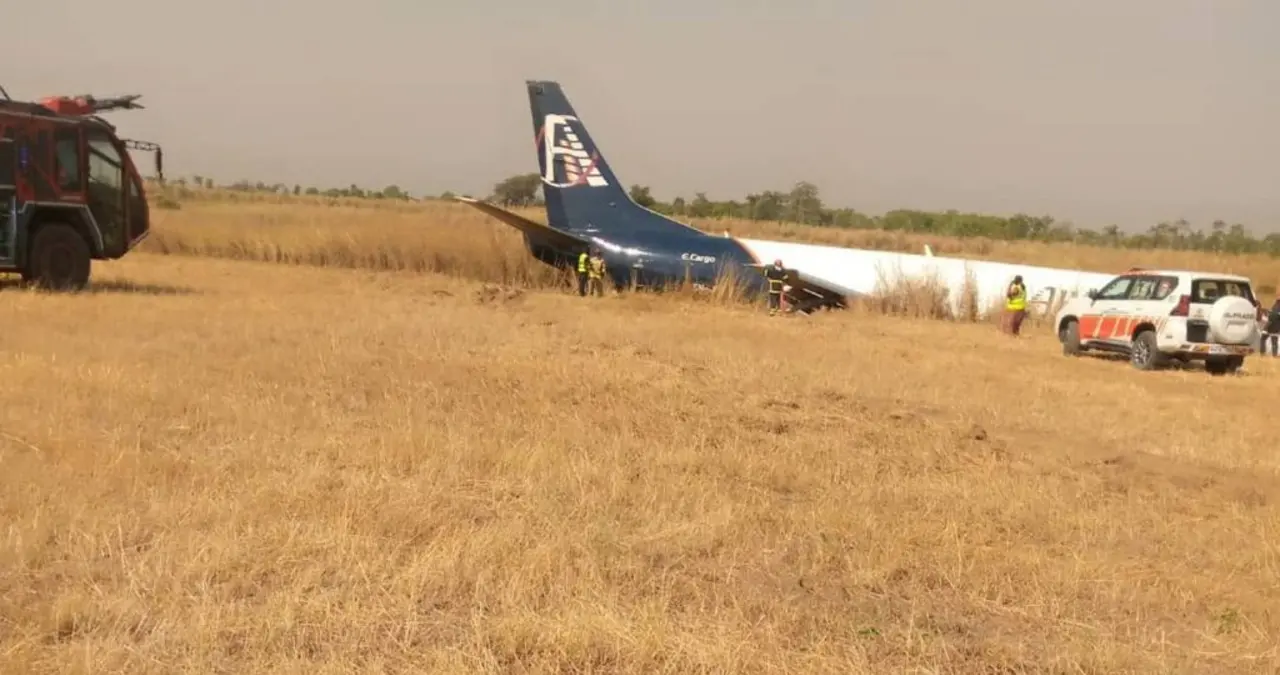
1054;269;1260;374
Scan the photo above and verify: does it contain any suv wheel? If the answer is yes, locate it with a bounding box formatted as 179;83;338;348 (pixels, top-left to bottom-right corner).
1130;330;1163;370
1061;320;1082;356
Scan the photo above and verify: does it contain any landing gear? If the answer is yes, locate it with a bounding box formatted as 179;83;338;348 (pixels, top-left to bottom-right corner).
785;292;840;315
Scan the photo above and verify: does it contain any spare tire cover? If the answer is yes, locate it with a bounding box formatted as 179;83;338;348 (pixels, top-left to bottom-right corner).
1207;295;1260;344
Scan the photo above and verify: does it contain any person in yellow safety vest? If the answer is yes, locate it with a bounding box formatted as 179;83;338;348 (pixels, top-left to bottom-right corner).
587;248;607;297
575;250;589;297
1004;274;1028;336
763;259;788;316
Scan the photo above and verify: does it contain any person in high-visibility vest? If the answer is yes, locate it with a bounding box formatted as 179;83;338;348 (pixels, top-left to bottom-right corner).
575;250;589;297
763;259;788;316
587;248;607;297
1004;274;1027;335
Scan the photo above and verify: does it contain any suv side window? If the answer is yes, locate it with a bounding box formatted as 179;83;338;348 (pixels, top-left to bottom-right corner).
1151;276;1178;300
1095;276;1134;300
1192;279;1254;304
1129;275;1179;301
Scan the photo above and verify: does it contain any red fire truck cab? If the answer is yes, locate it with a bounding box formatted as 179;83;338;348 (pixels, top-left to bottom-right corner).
0;91;162;290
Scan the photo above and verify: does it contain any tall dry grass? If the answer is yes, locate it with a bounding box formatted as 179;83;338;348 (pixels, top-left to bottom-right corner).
2;254;1279;673
141;190;1280;303
143;198;561;288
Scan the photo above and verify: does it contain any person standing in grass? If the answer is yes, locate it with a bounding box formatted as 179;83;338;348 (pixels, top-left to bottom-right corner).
1262;297;1280;356
575;249;589;297
587;248;607;297
1004;275;1028;336
763;259;788;316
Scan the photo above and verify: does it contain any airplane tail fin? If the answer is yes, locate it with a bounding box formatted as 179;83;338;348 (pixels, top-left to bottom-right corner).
526;80;649;231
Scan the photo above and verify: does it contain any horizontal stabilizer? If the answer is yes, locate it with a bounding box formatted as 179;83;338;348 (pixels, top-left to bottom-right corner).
453;196;588;252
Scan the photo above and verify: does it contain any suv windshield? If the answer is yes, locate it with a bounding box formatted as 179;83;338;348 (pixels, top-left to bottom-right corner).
1191;278;1254;304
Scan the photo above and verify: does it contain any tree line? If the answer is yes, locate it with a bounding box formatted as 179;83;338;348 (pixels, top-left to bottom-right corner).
489;173;1280;257
162;171;1280;257
177;175;420;201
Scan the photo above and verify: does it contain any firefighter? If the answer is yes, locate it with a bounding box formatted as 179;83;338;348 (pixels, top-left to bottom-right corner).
575;249;589;297
587;247;607;297
763;259;788;316
1004;274;1028;336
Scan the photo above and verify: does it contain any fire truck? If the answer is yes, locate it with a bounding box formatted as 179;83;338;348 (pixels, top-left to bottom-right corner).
0;86;162;290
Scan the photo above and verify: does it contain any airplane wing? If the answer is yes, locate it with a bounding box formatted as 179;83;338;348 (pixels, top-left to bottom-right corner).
453;196;588;252
786;271;848;310
744;263;850;311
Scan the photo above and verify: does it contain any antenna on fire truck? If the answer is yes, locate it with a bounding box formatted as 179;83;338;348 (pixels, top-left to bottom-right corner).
0;85;10;101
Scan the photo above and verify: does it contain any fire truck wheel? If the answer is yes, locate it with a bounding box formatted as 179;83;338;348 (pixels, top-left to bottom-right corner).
27;223;91;291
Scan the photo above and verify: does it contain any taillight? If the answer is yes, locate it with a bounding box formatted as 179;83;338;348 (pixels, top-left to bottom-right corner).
1170;295;1190;316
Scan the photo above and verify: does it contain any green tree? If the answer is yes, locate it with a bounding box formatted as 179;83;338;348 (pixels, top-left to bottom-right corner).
491;173;542;206
629;185;656;208
688;192;713;218
787;181;823;224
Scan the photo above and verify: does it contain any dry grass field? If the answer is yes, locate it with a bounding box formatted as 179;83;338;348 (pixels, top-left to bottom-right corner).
2;194;1280;673
139;189;1280;294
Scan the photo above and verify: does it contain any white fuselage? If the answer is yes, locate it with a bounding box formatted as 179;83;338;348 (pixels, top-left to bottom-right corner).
734;237;1118;318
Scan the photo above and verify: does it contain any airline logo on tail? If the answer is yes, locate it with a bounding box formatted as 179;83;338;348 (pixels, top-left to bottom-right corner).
538;114;608;188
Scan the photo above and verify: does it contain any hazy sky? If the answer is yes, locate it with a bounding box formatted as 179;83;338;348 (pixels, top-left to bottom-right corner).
8;0;1279;232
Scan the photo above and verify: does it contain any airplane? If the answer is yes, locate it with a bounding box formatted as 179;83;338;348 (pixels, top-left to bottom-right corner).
455;80;1120;318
